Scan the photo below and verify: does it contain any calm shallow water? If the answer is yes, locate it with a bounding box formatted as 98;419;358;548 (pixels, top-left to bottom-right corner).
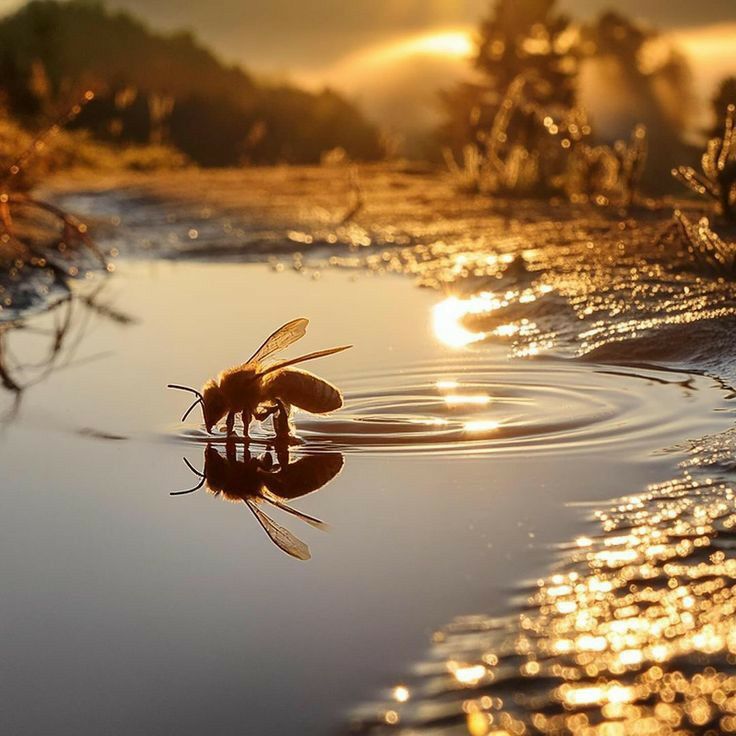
0;261;733;735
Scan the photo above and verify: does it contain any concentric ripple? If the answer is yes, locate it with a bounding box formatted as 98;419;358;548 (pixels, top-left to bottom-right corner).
177;357;718;457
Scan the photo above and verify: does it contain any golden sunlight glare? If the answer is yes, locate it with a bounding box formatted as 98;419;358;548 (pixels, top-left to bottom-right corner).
432;296;491;348
449;662;487;685
436;380;460;390
402;30;474;58
444;394;491;407
363;29;474;65
464;420;500;434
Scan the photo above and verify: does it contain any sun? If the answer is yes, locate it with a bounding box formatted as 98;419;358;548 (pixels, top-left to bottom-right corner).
341;28;475;69
400;30;475;58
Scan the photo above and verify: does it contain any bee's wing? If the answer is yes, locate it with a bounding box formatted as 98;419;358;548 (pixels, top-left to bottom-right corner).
256;345;352;378
244;497;311;560
247;318;309;364
260;490;328;530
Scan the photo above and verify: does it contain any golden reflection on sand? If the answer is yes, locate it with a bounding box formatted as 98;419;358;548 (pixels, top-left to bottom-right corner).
351;457;736;734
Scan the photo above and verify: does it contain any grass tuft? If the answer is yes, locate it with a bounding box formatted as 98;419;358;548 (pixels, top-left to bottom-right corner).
672;105;736;221
0;94;114;315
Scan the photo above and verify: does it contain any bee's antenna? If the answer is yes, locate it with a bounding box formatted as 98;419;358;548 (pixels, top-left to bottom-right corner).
182;456;205;478
171;457;206;495
167;384;204;400
181;398;203;422
170;477;206;496
167;384;205;422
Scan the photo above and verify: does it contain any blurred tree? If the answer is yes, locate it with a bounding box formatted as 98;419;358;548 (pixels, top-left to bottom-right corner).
440;0;578;153
441;1;697;197
583;12;692;136
439;0;582;200
475;0;578;111
0;0;382;165
581;11;694;192
438;81;492;160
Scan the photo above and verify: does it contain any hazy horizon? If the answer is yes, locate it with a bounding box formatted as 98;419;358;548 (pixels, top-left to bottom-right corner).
0;0;732;142
0;0;733;75
109;0;736;75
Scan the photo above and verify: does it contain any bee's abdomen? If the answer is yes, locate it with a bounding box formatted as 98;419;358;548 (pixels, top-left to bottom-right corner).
266;369;343;414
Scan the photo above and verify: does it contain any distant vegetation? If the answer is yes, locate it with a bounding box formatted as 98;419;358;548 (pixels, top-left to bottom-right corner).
711;77;736;139
0;0;383;166
441;0;704;199
438;0;736;279
673;104;736;222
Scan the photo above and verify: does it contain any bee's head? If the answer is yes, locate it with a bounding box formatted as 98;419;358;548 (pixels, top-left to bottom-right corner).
203;444;228;486
204;443;221;465
202;379;228;432
168;381;227;433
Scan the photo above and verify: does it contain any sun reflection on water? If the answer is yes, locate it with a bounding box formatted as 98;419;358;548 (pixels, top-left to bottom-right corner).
432;295;491;348
432;284;555;351
464;419;501;434
443;394;492;407
436;380;460;390
448;662;488;686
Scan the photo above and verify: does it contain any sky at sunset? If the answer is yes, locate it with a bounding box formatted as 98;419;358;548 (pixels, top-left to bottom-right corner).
0;1;731;73
95;0;735;73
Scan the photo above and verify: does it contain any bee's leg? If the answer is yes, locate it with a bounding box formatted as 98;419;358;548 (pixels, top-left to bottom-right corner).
241;410;252;440
253;405;277;423
225;411;235;436
274;399;292;438
225;440;237;463
273;434;290;468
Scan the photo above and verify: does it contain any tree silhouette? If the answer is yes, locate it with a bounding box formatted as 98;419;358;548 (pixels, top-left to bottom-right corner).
440;0;579;190
475;0;577;112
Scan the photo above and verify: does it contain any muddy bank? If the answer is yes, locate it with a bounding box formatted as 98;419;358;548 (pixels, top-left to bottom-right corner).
43;165;736;384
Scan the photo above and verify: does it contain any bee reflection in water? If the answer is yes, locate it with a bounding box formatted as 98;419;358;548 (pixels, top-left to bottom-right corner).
172;443;344;560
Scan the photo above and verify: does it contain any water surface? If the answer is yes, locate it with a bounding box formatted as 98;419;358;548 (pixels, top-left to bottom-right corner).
0;261;732;735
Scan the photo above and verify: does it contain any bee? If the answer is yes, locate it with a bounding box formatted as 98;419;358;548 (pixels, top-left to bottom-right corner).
168;318;351;437
173;443;344;560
